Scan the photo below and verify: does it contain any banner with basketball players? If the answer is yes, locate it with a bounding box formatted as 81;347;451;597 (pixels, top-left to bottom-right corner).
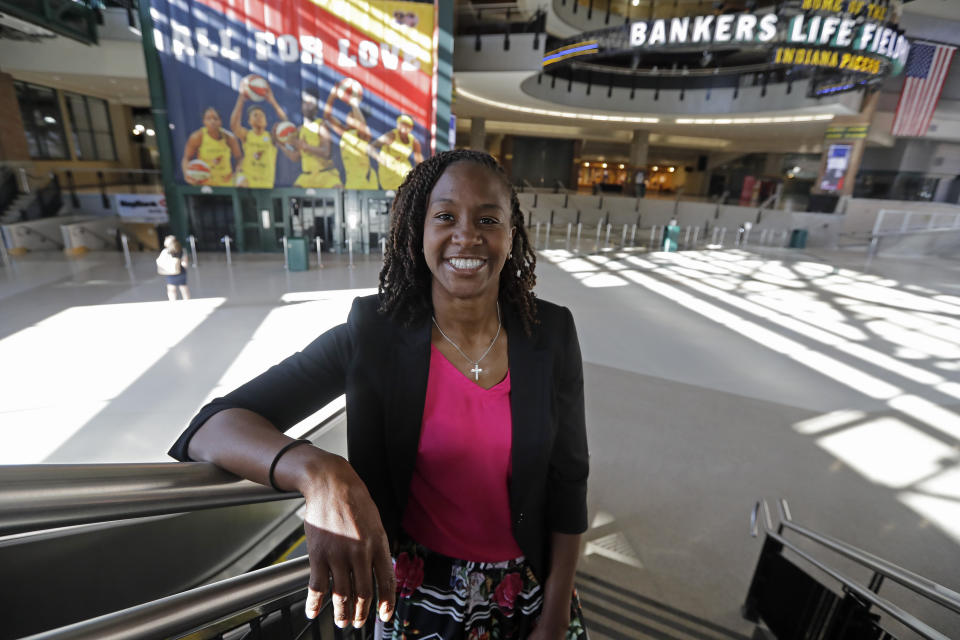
148;0;435;190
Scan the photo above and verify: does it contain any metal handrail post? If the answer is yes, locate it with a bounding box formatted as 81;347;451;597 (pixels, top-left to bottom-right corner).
315;237;323;269
566;223;572;251
188;235;198;268
545;222;551;250
0;231;11;267
347;238;354;268
120;233;132;270
576;222;582;253
282;236;289;271
595;223;601;252
221;235;232;266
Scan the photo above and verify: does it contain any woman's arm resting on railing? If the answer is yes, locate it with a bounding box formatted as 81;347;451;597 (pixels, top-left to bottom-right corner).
188;408;397;628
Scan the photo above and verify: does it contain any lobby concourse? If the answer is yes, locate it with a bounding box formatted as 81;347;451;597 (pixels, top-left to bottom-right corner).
2;244;959;637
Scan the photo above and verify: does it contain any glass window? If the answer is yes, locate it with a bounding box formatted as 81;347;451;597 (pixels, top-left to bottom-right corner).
65;92;117;161
14;81;69;160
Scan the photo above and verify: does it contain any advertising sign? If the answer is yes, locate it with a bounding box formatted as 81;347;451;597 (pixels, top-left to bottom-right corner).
148;0;436;190
820;144;852;192
114;193;169;222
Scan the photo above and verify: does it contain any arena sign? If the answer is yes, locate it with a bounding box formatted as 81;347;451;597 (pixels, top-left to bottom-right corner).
547;0;909;79
148;0;436;190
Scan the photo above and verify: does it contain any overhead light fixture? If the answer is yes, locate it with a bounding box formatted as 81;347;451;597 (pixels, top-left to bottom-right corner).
652;165;659;172
675;114;835;125
619;164;625;169
455;87;659;124
602;162;608;168
43;116;56;124
668;166;675;173
146;128;156;136
584;162;590;167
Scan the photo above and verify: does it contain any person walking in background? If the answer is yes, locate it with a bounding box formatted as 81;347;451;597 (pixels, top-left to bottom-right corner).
283;90;342;189
157;235;190;301
373;114;423;191
181;107;242;186
323;78;378;190
231;80;288;188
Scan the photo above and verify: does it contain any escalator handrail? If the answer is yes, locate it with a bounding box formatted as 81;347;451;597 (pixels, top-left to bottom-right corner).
0;408;347;537
23;554;312;640
774;499;960;615
760;526;951;640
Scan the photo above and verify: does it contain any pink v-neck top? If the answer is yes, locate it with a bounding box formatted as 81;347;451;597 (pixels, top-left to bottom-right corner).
401;345;524;561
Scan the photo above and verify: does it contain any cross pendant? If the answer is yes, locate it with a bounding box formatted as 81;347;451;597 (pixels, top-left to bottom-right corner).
470;363;482;380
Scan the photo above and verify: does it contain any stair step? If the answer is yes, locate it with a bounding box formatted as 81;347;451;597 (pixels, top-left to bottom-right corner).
576;575;750;640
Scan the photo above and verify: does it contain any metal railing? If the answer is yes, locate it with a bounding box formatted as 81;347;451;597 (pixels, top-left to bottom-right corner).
745;498;960;640
2;409;351;640
867;208;960;257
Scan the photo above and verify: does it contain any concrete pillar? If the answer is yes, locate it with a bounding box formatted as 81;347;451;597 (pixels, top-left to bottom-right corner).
625;129;649;196
500;134;513;182
470;117;486;151
0;72;30;162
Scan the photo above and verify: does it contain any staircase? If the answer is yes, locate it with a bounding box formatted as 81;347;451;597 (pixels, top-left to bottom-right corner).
1;193;34;223
577;574;750;640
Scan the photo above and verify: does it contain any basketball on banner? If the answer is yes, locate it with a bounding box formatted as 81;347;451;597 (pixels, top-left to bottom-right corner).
337;79;364;108
185;159;212;184
274;121;297;146
149;0;436;190
241;75;270;102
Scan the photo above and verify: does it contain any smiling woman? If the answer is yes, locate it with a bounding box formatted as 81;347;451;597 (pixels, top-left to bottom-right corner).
169;149;590;640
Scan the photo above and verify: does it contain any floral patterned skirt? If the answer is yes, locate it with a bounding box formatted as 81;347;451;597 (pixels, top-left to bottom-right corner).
377;539;588;640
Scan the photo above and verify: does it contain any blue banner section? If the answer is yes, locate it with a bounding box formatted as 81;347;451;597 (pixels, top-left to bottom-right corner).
149;0;434;189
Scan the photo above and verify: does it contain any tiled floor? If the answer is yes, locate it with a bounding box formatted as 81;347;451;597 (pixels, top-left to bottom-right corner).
2;246;959;637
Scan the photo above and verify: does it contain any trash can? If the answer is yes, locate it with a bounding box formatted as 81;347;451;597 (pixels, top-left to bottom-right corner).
789;229;808;249
286;236;309;271
663;224;681;252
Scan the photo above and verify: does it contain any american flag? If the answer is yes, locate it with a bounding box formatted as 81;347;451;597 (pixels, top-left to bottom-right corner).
891;42;957;137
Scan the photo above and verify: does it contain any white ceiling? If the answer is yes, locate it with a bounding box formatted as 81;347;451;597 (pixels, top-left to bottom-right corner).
902;0;960;22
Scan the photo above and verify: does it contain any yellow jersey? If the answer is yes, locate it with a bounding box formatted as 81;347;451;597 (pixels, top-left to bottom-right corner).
340;129;378;190
378;130;415;191
240;129;277;188
299;119;335;174
198;128;233;186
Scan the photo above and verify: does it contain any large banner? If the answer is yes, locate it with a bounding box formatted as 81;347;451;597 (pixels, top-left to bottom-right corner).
149;0;436;190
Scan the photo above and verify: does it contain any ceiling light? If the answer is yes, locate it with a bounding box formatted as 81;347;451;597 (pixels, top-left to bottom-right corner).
652;165;659;171
668;166;675;172
619;164;625;169
584;162;590;167
673;114;835;125
146;128;156;136
632;0;640;5
43;116;56;124
455;87;659;124
602;162;608;168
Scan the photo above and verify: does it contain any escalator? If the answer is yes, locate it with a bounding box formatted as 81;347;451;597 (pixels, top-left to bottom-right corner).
0;410;349;640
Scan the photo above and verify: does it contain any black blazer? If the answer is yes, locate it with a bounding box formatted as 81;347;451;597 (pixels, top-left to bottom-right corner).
168;294;589;580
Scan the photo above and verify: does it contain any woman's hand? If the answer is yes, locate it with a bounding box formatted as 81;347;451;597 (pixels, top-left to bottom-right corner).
299;453;396;627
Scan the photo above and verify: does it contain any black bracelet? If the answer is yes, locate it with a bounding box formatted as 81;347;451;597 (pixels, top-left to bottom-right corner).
268;438;312;492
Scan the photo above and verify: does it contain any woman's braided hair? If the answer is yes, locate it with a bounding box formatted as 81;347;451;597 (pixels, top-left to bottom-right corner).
378;149;538;335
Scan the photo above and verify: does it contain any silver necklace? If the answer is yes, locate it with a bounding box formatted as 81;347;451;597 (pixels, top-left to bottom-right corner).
432;302;501;380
